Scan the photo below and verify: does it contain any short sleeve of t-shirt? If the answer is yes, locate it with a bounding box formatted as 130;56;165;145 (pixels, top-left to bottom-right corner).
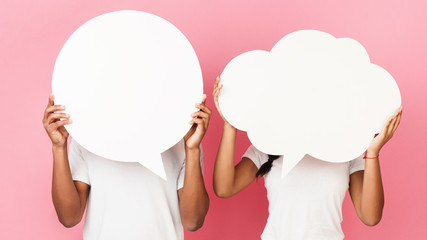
68;139;90;185
177;145;204;190
349;154;365;174
242;145;269;169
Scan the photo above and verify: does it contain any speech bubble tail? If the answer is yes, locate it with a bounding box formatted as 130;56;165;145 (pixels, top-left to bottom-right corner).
138;154;167;181
281;152;306;178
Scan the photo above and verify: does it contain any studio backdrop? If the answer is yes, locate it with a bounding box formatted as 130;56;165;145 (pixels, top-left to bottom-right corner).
0;0;426;239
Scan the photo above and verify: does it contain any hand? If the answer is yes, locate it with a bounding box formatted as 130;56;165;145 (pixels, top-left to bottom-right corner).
184;94;212;150
367;106;403;156
212;76;232;126
42;93;72;148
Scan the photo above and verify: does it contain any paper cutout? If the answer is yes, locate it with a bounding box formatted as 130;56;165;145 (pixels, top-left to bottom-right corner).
52;10;203;180
219;30;401;177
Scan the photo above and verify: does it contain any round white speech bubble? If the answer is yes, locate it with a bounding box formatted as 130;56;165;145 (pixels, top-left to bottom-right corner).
219;30;401;177
52;10;203;180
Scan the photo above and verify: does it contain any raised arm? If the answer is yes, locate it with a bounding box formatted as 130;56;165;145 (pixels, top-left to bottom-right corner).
178;94;210;231
43;94;89;228
212;77;258;198
349;106;402;226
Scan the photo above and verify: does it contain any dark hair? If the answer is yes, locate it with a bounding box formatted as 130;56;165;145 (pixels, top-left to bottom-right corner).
256;155;281;177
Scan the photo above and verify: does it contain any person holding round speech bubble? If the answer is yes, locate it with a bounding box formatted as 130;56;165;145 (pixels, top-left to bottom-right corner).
43;93;211;240
212;77;402;240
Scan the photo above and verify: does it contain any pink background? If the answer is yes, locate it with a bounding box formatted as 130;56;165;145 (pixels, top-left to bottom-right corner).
1;0;426;239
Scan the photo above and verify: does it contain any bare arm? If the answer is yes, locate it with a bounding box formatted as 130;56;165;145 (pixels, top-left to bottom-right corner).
43;94;89;228
177;95;210;231
212;77;258;198
52;146;89;227
349;154;384;226
349;106;402;226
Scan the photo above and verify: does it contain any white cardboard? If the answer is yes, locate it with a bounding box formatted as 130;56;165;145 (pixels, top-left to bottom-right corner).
52;10;203;180
219;30;401;177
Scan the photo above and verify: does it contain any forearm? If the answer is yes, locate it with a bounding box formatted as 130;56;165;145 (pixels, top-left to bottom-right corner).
179;147;209;231
351;106;401;226
51;145;83;227
213;123;237;197
360;150;384;225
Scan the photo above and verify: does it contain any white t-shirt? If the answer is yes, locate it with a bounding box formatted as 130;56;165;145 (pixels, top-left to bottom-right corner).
243;145;365;240
68;138;203;240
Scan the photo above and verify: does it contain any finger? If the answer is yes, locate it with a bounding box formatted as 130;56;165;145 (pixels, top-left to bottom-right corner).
216;84;223;96
58;128;70;138
47;112;70;124
195;103;212;114
393;106;402;116
212;82;220;96
189;117;204;126
378;115;394;137
212;89;221;110
44;93;54;121
47;119;72;132
192;117;208;131
45;104;65;115
391;110;402;133
382;106;400;132
184;124;197;138
214;76;221;89
212;88;219;99
383;116;393;131
44;105;66;122
204;105;212;116
201;94;207;105
47;93;54;107
387;106;401;130
202;110;211;129
387;115;398;137
192;111;209;120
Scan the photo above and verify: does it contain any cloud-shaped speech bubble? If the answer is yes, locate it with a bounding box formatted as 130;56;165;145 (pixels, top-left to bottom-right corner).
219;30;401;177
52;10;203;180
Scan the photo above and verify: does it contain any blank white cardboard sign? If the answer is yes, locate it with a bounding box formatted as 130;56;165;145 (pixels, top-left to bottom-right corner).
219;30;401;177
52;10;203;180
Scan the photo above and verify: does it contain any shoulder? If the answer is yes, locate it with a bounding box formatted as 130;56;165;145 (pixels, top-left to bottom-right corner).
162;139;186;165
242;145;269;169
349;154;365;174
69;139;85;157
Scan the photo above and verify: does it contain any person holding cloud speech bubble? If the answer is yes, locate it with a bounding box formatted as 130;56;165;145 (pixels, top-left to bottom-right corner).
212;77;402;240
43;93;211;240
